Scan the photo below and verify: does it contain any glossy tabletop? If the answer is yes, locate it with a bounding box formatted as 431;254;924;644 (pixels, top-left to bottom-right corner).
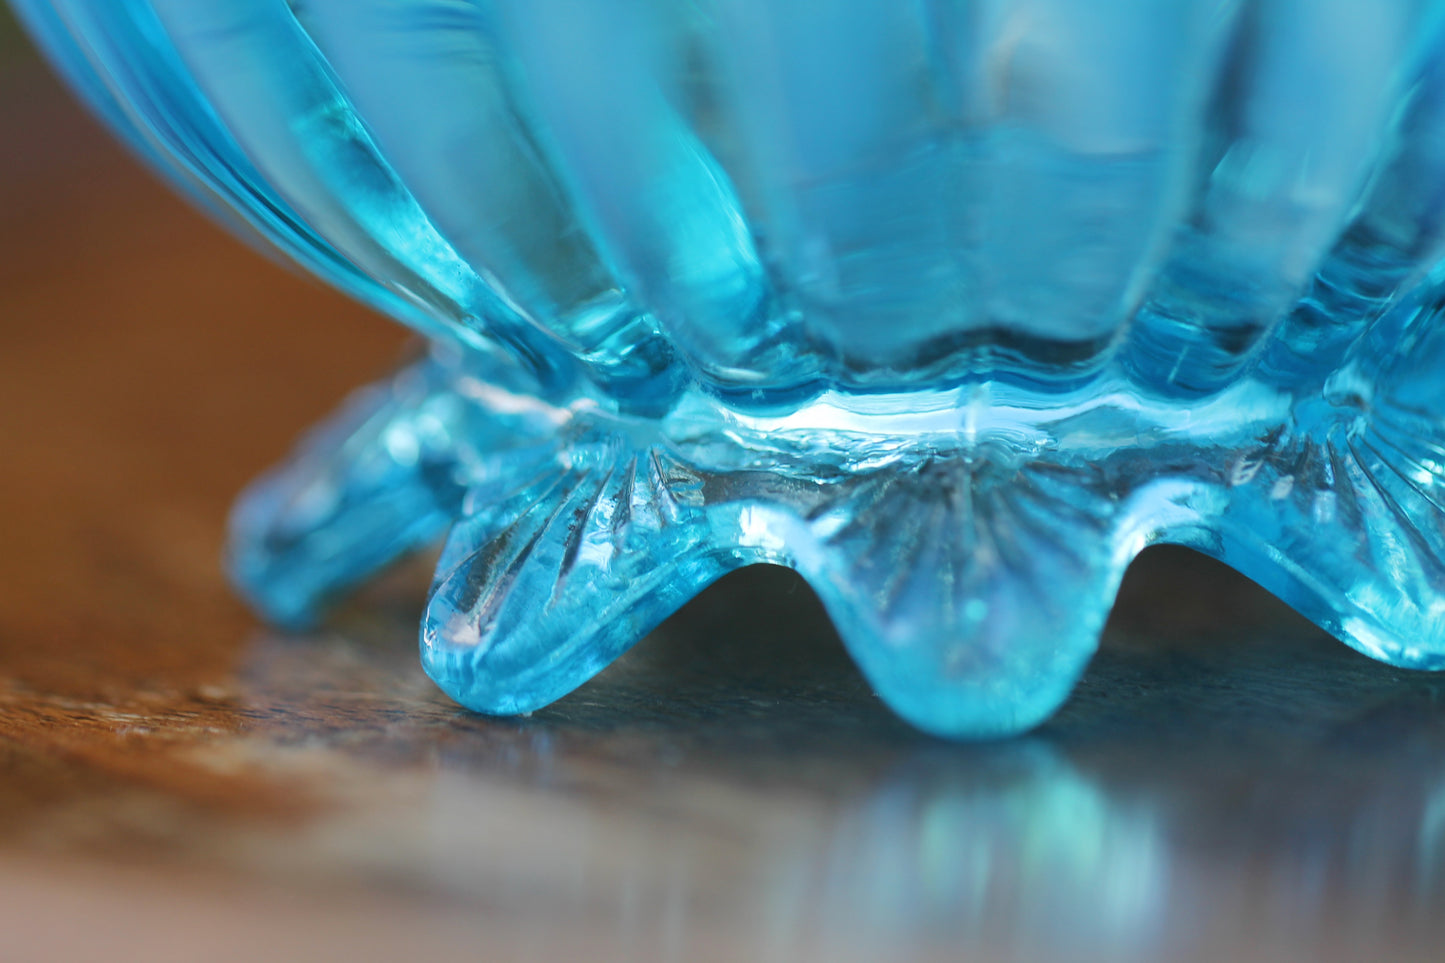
2;16;1444;961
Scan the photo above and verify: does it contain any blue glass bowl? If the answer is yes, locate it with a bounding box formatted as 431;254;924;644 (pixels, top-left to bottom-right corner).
16;0;1445;737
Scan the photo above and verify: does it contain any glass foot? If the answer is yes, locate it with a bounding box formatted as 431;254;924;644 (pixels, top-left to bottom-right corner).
230;350;1445;737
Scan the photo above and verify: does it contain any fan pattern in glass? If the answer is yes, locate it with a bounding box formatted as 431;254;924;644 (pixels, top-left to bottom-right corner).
15;0;1445;736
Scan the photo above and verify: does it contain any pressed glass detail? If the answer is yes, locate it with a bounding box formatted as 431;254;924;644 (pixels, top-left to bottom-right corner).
15;0;1445;736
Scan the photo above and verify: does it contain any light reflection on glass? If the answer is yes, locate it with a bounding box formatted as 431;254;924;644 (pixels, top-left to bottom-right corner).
801;748;1167;957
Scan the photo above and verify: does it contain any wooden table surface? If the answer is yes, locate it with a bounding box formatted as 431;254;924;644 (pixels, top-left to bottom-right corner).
4;20;1445;962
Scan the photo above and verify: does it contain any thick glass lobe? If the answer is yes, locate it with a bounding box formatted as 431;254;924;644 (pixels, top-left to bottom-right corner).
15;0;1445;736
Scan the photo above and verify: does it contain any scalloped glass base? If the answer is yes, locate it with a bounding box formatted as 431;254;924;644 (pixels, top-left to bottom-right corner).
229;324;1445;739
15;0;1445;737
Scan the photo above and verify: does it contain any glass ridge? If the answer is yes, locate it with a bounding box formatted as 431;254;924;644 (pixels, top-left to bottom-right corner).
14;0;1445;736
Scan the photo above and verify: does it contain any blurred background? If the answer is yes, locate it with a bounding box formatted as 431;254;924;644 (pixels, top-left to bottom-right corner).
4;6;1445;961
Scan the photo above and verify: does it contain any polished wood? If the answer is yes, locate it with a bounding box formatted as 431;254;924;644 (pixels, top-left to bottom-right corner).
2;36;1444;962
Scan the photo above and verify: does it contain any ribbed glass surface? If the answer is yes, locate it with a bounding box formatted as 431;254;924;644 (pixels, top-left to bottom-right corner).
16;0;1445;736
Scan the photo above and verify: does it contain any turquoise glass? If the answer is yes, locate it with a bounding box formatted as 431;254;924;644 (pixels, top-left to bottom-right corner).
14;0;1445;737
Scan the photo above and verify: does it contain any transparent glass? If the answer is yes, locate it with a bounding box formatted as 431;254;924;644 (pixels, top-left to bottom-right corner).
14;0;1445;737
